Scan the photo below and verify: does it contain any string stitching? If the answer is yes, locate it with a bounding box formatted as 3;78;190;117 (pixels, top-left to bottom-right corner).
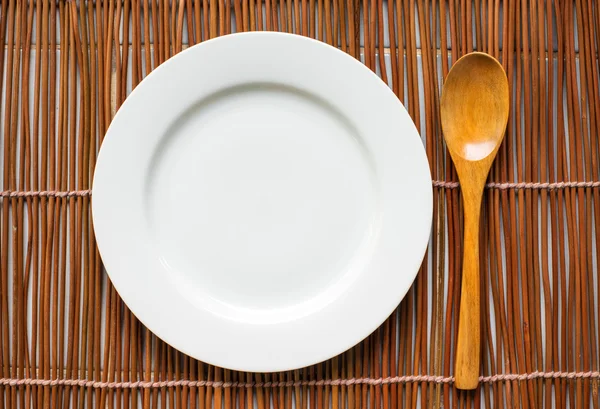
2;180;600;199
1;371;599;389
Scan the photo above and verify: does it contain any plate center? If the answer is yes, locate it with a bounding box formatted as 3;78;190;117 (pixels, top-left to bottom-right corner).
146;83;378;316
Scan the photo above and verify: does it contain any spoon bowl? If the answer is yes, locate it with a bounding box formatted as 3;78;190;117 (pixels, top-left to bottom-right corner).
442;53;509;163
441;52;509;390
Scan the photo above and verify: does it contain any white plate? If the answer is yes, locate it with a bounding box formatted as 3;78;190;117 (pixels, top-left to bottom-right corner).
92;32;432;372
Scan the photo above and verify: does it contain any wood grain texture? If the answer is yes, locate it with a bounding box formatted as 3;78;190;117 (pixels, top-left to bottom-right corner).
1;1;599;408
440;52;510;390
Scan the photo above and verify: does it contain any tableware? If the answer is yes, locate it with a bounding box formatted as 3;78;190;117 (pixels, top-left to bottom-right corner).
92;32;432;372
440;52;509;389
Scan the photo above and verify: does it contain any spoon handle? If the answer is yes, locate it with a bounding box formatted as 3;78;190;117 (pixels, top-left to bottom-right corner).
455;188;482;390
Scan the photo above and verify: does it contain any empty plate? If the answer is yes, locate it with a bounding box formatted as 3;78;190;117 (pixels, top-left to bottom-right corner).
92;32;432;372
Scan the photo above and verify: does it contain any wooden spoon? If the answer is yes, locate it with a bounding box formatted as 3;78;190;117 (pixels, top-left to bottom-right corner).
440;52;509;390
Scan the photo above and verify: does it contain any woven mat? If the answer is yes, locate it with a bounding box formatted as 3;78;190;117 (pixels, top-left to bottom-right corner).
1;0;599;408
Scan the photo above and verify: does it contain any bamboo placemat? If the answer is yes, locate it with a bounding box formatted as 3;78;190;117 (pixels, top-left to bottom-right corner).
1;0;599;408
